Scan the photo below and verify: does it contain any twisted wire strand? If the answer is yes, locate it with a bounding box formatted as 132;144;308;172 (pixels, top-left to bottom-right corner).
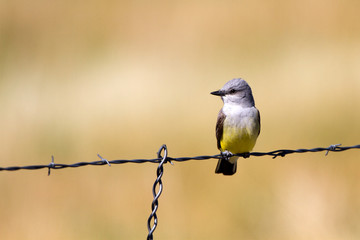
1;144;360;173
147;144;168;240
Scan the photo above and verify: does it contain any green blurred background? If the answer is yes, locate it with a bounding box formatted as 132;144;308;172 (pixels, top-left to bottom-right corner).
1;0;360;239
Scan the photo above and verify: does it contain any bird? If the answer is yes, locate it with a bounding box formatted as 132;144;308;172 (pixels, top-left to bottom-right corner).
211;78;260;175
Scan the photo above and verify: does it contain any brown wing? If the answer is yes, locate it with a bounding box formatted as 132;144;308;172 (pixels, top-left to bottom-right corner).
257;108;261;136
215;109;226;150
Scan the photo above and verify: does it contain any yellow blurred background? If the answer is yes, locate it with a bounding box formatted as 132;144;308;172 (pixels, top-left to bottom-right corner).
1;0;360;239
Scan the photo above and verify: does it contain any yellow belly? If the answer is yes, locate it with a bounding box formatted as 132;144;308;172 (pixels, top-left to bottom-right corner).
220;125;258;154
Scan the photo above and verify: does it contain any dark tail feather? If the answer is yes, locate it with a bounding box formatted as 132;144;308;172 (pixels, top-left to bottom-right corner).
215;158;237;175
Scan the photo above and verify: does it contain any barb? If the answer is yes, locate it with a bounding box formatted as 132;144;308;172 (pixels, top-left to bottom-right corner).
325;144;342;156
97;154;111;166
0;144;359;173
147;144;168;240
48;155;55;176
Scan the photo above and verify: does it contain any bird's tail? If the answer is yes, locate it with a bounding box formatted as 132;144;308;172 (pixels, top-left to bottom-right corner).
215;156;238;175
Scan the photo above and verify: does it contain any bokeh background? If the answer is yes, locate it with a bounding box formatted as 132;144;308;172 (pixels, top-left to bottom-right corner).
1;0;360;239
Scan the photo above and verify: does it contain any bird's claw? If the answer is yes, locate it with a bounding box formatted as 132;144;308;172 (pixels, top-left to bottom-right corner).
221;151;233;161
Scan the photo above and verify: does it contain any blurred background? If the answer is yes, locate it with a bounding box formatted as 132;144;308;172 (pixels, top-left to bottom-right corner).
1;0;360;239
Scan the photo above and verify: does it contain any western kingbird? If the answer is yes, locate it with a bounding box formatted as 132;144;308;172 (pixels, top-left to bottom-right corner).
211;78;260;175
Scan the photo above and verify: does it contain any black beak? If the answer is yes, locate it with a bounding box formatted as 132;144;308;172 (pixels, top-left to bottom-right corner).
210;90;224;96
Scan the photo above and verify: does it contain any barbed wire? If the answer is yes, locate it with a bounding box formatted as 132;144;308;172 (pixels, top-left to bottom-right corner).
1;143;360;239
1;144;359;173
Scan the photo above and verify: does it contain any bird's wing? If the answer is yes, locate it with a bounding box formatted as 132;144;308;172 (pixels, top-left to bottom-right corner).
215;109;226;150
257;108;261;136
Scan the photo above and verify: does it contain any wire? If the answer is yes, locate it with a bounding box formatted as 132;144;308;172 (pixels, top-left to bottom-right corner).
1;143;359;239
147;144;167;240
3;144;358;173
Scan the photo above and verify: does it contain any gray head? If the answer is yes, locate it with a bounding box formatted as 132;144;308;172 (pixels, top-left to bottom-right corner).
211;78;255;107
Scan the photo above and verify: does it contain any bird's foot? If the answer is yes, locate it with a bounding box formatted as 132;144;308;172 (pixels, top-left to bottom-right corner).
221;151;233;161
241;152;250;158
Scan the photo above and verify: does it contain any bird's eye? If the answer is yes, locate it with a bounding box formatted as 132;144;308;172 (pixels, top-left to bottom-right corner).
229;89;236;94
